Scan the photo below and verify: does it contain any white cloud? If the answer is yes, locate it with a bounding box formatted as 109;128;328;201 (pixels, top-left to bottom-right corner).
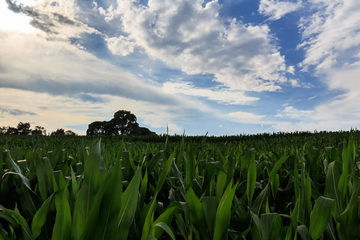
163;81;259;105
229;111;272;124
273;86;360;131
0;28;224;135
275;106;313;118
0;88;187;134
308;96;316;100
289;79;313;88
99;0;289;93
298;0;360;72
259;0;302;20
281;0;360;132
287;65;295;74
106;36;136;56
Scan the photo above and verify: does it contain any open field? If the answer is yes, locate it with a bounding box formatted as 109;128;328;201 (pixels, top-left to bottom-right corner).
0;131;360;239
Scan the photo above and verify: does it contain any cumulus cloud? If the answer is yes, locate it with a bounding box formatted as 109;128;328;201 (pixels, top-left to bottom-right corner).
259;0;302;20
106;36;136;56
99;0;289;93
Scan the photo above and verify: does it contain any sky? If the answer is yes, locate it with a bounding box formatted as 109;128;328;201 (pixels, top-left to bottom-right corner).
0;0;360;136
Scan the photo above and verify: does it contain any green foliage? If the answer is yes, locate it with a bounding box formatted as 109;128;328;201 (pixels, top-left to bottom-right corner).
0;131;360;239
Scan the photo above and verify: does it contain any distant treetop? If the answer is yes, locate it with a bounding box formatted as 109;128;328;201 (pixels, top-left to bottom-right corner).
86;110;156;136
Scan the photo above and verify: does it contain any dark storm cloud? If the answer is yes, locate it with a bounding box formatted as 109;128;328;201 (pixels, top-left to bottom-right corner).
6;0;81;34
0;106;37;116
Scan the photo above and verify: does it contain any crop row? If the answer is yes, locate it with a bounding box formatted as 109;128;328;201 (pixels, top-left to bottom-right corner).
0;135;359;239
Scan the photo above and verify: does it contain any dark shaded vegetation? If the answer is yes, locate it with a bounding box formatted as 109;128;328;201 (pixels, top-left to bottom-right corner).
86;110;156;136
0;122;76;136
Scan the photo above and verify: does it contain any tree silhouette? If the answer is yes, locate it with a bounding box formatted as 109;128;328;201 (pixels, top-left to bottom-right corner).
17;122;31;135
50;128;65;136
86;110;156;136
31;126;46;135
111;110;139;135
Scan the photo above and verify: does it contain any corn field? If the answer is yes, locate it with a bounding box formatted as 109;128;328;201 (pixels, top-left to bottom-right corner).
0;132;359;239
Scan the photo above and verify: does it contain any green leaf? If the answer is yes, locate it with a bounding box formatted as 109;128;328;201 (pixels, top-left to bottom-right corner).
34;153;48;201
297;225;310;240
251;184;270;215
31;194;53;239
141;197;158;240
3;151;32;191
0;205;33;240
155;151;175;194
309;196;334;240
260;213;277;240
154;203;182;239
247;154;256;206
185;144;195;189
270;174;280;199
154;222;176;240
70;166;78;199
326;161;341;216
118;167;141;239
216;167;227;204
186;188;207;238
213;182;238;240
140;169;148;208
72;140;103;240
52;190;72;240
268;154;287;183
201;196;217;238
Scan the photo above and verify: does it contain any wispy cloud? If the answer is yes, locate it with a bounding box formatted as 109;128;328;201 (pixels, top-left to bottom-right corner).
229;111;272;125
298;0;360;72
5;0;98;37
275;106;313;119
163;81;259;105
259;0;302;20
0;106;37;116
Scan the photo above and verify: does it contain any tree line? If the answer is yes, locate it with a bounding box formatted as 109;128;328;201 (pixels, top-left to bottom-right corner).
0;122;76;136
0;110;156;136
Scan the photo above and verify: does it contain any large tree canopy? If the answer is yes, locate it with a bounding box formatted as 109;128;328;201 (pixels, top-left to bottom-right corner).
86;110;156;136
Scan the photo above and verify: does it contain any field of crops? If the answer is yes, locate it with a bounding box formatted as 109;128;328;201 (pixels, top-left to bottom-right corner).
0;131;359;239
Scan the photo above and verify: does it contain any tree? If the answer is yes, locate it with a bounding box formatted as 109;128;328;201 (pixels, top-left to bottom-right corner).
17;122;31;135
111;110;139;135
31;126;46;135
65;130;76;136
51;128;65;136
86;110;156;136
86;121;107;135
5;127;18;135
134;127;157;136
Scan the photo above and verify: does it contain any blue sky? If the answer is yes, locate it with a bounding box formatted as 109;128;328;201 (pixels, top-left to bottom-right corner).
1;0;360;135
